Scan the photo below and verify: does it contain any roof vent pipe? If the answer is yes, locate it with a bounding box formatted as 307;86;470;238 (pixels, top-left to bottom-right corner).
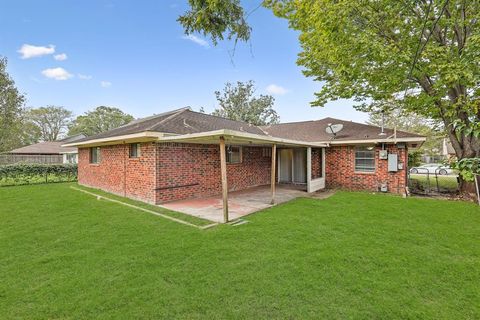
379;110;387;136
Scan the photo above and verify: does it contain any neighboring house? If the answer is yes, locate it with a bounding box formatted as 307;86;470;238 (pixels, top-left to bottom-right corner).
64;107;425;208
7;134;85;164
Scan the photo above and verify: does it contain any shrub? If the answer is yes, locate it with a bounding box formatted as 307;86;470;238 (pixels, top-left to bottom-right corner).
0;163;77;186
408;151;422;168
452;158;480;182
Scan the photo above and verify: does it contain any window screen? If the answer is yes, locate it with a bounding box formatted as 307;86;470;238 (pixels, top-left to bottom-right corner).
90;147;100;164
226;146;242;164
130;143;141;158
355;147;375;172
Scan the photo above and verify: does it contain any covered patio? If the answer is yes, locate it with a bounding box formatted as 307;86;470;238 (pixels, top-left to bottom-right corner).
159;184;308;223
158;129;327;223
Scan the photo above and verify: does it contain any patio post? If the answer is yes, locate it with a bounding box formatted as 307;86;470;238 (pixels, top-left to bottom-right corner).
307;147;312;193
271;144;276;204
219;136;229;223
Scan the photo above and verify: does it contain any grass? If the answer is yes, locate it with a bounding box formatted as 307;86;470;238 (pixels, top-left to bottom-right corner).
73;184;212;227
409;173;459;192
1;183;479;319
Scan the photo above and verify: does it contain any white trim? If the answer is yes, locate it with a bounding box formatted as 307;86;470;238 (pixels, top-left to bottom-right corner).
62;131;165;147
324;137;426;145
306;147;312;191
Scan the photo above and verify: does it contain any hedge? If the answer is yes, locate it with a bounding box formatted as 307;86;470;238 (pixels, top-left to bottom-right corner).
0;163;78;187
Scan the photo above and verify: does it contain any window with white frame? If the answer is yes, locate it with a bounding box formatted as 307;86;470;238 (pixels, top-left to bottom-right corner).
355;147;375;172
90;147;101;164
129;143;141;158
226;146;242;164
66;153;77;164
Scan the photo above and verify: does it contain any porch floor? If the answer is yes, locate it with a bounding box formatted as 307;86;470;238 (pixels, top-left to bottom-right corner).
159;184;308;223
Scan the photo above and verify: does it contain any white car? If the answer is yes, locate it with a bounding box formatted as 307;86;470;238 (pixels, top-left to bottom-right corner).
410;163;453;175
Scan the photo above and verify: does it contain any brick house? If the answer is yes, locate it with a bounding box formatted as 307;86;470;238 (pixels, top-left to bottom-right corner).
64;107;425;220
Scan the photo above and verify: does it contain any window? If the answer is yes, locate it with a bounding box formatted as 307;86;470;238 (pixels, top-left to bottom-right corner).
226;146;242;164
355;147;375;172
90;147;100;164
262;147;272;157
66;153;77;164
129;143;141;158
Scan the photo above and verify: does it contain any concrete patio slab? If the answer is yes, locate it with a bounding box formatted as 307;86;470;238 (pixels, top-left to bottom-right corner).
159;184;311;223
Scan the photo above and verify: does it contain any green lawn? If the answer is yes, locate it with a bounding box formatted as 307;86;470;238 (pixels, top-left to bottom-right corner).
1;183;479;319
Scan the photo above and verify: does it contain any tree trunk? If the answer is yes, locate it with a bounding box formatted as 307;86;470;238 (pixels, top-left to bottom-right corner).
459;178;476;194
448;130;480;194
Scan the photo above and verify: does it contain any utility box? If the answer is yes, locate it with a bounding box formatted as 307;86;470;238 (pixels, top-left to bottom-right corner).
379;150;388;160
380;183;388;192
388;154;398;172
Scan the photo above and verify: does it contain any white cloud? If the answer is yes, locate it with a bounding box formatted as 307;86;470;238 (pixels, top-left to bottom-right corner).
100;81;112;87
18;44;55;59
54;53;68;61
266;84;289;95
78;74;92;80
182;34;209;48
41;67;73;80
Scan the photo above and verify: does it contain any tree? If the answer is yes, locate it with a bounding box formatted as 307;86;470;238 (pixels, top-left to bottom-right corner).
179;1;480;192
178;0;251;46
68;106;134;136
212;81;279;125
0;57;26;152
25;106;73;141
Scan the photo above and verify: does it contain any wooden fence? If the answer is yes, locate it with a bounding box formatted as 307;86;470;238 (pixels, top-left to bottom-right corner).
0;154;63;165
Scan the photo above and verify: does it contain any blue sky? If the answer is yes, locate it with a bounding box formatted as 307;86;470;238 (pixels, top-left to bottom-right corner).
0;0;368;123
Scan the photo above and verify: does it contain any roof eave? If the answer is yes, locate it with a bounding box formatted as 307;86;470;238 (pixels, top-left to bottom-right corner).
321;136;427;145
62;131;166;147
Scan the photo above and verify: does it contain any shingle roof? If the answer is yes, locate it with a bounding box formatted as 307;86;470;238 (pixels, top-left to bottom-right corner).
73;107;267;143
261;117;424;142
9;137;85;155
70;107;424;146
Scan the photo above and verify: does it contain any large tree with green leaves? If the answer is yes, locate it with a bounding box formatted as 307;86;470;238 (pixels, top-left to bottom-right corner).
0;57;26;152
212;80;280;125
68;106;134;136
25;106;73;141
179;0;480;192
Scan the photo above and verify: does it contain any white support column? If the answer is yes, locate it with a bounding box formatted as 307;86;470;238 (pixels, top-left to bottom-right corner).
219;137;229;223
271;144;277;204
307;147;312;193
321;147;326;179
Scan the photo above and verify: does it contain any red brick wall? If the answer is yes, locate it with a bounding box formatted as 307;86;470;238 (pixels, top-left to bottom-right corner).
78;142;272;204
78;143;157;203
325;144;408;194
155;143;271;203
125;143;156;202
311;148;323;179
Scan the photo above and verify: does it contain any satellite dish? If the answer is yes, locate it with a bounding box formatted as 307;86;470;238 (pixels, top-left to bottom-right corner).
326;123;344;137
